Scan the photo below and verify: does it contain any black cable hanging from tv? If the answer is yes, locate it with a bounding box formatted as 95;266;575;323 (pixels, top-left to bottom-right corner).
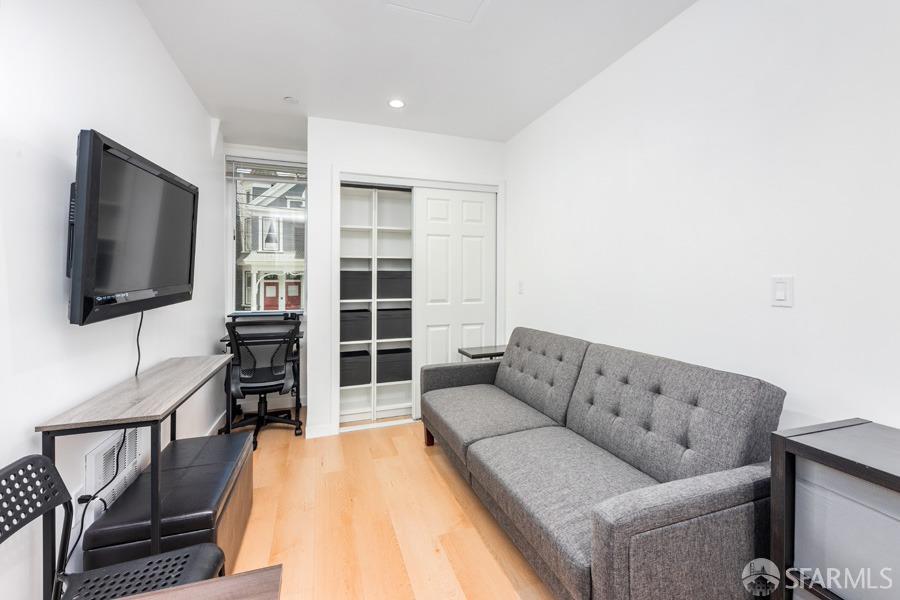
135;311;144;377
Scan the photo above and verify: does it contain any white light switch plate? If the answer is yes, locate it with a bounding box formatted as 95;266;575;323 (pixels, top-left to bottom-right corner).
771;275;794;307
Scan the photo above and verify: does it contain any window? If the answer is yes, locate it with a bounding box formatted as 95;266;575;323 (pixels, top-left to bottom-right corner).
227;159;307;312
242;271;253;307
285;273;302;310
293;223;305;259
259;216;282;252
239;216;252;253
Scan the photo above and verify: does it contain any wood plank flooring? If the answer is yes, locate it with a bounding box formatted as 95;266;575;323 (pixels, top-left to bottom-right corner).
232;420;553;599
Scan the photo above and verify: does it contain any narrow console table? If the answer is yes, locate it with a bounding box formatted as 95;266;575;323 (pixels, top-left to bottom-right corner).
771;418;900;600
35;355;232;600
457;344;507;360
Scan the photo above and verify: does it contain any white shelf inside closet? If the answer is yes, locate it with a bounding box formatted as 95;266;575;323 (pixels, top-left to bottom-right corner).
339;185;413;428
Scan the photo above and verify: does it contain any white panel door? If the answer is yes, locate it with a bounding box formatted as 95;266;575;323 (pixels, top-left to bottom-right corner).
413;188;496;417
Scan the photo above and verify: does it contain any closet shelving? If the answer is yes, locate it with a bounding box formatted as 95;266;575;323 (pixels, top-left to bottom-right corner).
339;185;413;427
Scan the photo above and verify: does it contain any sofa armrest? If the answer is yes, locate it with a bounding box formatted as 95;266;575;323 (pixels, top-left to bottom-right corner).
420;361;501;395
592;463;771;600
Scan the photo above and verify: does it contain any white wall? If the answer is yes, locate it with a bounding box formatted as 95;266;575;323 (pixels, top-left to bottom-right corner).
504;0;900;428
306;118;505;437
0;1;226;595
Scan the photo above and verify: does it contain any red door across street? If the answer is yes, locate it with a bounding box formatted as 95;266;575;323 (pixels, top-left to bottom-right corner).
263;281;279;310
285;280;301;309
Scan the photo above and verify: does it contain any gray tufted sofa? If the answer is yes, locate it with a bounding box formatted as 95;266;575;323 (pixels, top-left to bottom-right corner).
421;327;785;600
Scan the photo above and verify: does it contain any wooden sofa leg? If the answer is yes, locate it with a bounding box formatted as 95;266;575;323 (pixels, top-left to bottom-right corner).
425;426;434;447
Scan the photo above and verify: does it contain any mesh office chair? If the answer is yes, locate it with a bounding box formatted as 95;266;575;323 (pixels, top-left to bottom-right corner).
222;312;302;424
225;319;302;450
0;455;223;600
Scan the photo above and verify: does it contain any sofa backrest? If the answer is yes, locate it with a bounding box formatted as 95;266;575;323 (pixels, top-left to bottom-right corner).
565;343;785;482
494;327;589;424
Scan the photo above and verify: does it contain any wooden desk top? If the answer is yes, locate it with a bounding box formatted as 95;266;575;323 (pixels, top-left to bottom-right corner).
129;565;282;599
458;344;507;360
35;355;232;433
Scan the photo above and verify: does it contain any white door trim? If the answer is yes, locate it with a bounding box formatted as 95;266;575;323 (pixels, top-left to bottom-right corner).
341;171;499;194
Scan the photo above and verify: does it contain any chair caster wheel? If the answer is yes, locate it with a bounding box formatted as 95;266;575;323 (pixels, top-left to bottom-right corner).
252;440;258;451
294;427;302;436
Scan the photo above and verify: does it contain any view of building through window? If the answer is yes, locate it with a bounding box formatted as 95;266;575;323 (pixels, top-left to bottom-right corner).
227;160;307;312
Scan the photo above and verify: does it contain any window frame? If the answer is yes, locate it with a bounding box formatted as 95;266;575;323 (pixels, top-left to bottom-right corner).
242;271;253;306
240;216;252;253
226;155;307;315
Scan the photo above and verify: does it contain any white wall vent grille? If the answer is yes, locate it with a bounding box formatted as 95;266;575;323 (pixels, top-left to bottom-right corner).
84;428;149;520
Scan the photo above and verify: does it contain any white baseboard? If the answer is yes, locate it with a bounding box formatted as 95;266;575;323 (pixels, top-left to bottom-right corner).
206;411;227;436
305;422;339;439
339;418;414;434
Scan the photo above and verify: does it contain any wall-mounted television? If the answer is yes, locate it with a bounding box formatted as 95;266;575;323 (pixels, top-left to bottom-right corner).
67;130;199;325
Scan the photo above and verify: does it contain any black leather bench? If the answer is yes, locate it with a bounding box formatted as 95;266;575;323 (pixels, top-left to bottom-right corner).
83;432;253;574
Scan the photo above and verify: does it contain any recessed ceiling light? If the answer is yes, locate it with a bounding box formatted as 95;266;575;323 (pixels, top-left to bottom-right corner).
388;98;406;109
283;96;300;104
235;167;253;174
275;171;294;178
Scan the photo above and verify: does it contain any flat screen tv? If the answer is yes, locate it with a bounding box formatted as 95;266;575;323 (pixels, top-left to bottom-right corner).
67;130;199;325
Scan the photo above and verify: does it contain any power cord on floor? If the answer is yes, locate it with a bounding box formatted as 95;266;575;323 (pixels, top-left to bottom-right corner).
64;428;127;571
135;311;144;377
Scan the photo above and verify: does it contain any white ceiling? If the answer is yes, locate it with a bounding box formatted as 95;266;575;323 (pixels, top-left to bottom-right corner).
138;0;698;150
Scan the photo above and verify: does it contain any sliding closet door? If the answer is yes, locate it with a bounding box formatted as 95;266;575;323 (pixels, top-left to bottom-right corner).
413;188;496;416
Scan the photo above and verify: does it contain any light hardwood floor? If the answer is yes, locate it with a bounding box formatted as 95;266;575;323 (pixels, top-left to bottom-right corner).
232;420;553;599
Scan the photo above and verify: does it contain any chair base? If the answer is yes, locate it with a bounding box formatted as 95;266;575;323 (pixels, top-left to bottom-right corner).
221;394;302;450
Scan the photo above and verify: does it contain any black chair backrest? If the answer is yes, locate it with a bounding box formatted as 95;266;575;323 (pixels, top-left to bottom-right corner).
228;311;300;322
225;319;299;388
0;455;70;545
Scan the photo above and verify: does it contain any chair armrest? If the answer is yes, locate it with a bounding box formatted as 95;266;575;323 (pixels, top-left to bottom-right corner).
420;361;501;395
592;463;772;600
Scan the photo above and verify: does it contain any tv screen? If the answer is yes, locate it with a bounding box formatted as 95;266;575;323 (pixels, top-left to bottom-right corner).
68;130;198;325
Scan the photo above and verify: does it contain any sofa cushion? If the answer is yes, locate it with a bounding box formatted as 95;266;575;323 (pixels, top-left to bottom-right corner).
468;427;658;600
493;327;589;423
566;344;786;483
422;383;557;466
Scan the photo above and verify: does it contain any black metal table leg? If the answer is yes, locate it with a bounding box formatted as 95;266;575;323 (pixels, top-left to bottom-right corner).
150;422;161;555
771;432;796;600
42;432;56;600
170;410;177;442
225;364;233;434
